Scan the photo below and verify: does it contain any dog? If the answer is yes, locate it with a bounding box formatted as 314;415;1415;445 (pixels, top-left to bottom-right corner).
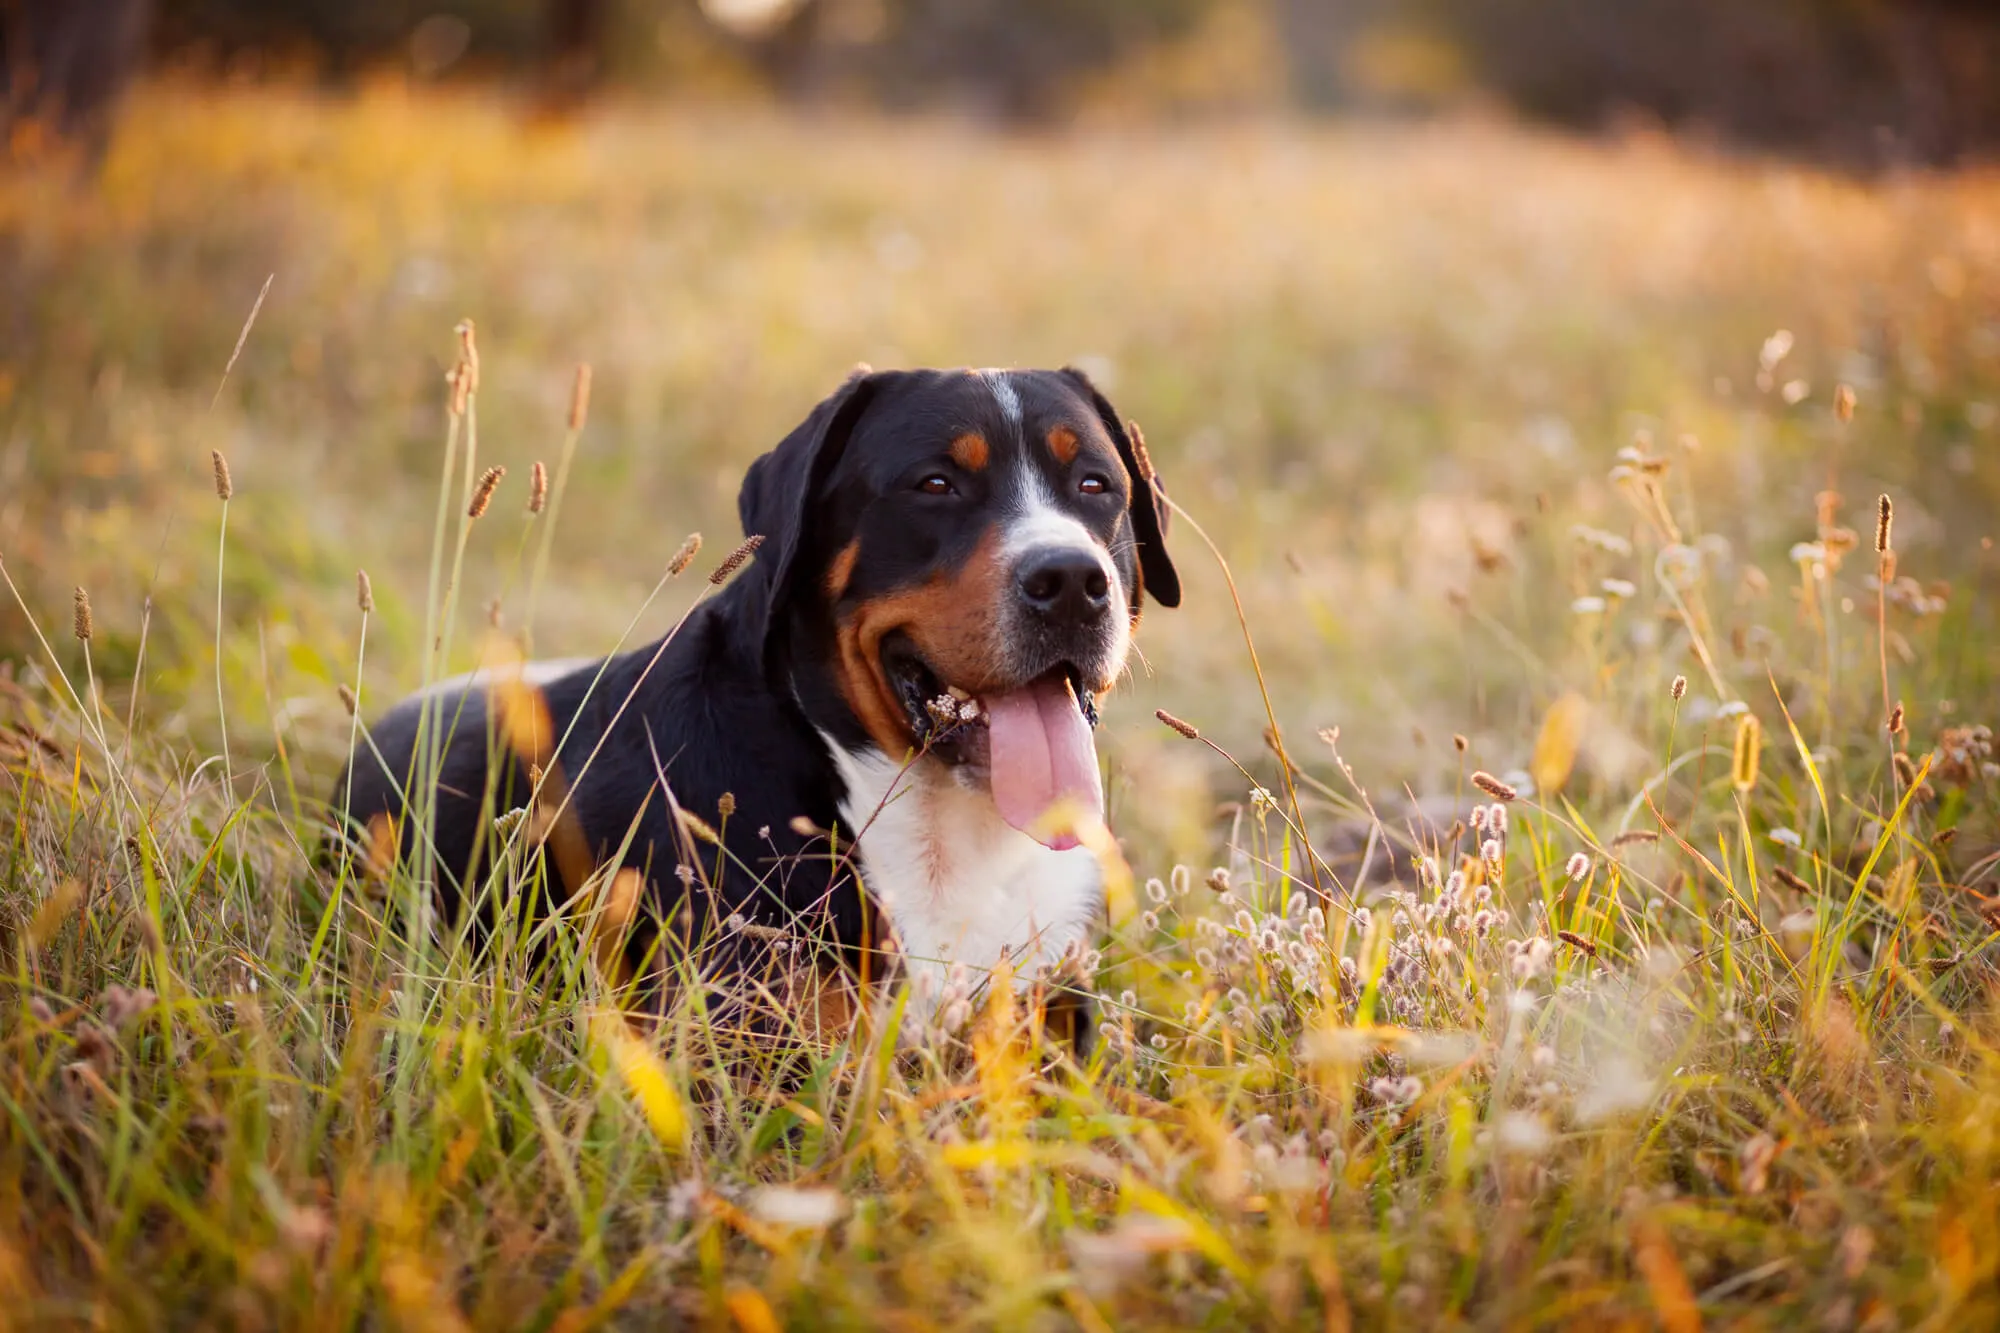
329;366;1180;1042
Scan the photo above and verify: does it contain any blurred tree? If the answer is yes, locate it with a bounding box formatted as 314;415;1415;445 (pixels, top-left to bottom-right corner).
1424;0;1999;166
540;0;611;109
1;0;152;168
704;0;1216;122
35;0;2000;163
150;0;546;77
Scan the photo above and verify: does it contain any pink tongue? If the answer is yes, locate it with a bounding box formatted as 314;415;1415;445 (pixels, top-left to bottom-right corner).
984;676;1103;850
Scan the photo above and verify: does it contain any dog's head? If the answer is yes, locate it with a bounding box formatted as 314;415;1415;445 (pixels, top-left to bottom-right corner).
731;367;1180;848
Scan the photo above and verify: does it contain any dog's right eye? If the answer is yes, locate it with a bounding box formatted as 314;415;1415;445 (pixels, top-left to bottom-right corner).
916;474;956;496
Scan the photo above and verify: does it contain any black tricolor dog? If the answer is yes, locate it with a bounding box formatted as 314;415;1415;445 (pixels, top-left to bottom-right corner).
330;367;1179;1036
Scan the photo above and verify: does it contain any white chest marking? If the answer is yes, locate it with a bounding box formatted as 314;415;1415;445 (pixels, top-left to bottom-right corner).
822;740;1104;1018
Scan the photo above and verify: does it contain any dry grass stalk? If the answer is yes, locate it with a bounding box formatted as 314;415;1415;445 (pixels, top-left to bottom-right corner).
455;319;479;392
569;364;592;431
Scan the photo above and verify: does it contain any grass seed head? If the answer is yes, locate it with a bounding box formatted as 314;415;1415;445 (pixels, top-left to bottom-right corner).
1671;675;1687;701
1565;852;1591;881
1835;383;1856;422
1471;770;1517;801
708;535;764;585
1888;702;1905;735
72;587;92;642
1876;494;1893;554
1156;709;1200;740
468;466;505;518
1731;713;1763;792
667;533;703;577
1125;418;1157;484
1556;929;1597;956
210;449;233;501
528;460;548;514
337;683;358;714
1773;865;1813;894
356;569;374;614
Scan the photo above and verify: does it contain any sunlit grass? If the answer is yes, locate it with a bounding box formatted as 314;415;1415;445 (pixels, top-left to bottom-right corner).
3;82;2000;1328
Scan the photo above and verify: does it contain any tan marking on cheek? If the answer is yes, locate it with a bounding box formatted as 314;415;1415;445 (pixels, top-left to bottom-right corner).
825;539;860;601
950;432;989;472
833;530;1012;753
1047;425;1079;465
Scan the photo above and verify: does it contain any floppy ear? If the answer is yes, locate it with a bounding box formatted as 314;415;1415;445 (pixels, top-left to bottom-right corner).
733;366;888;675
1061;367;1181;610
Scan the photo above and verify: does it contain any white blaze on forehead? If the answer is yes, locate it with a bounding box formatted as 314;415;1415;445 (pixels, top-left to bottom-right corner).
979;369;1022;428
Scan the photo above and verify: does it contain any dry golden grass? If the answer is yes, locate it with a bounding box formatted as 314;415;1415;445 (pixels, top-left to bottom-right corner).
1;81;1999;1329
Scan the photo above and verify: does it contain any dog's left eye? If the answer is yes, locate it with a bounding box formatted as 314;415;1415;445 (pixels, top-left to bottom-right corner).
1079;474;1111;496
917;474;956;496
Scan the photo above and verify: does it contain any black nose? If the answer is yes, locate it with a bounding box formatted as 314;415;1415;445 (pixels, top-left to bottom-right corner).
1016;548;1111;625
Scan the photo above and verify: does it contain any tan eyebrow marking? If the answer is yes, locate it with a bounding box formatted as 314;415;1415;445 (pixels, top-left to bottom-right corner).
950;432;990;471
1046;425;1079;465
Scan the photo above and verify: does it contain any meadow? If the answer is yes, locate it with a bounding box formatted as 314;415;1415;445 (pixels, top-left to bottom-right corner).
2;80;1999;1328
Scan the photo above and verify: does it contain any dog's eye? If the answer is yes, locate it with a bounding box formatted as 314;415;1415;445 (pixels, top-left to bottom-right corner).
917;474;956;496
1078;474;1111;496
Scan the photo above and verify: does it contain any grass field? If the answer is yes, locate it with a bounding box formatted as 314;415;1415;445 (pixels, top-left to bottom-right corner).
3;81;2000;1328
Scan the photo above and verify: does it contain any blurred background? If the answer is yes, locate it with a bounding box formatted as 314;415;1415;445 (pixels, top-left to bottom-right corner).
12;0;2000;163
2;0;1997;853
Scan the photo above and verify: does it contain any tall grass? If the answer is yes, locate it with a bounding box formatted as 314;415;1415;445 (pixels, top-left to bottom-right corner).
2;84;1999;1328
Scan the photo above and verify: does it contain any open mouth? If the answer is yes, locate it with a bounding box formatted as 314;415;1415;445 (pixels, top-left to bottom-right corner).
879;634;1103;849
